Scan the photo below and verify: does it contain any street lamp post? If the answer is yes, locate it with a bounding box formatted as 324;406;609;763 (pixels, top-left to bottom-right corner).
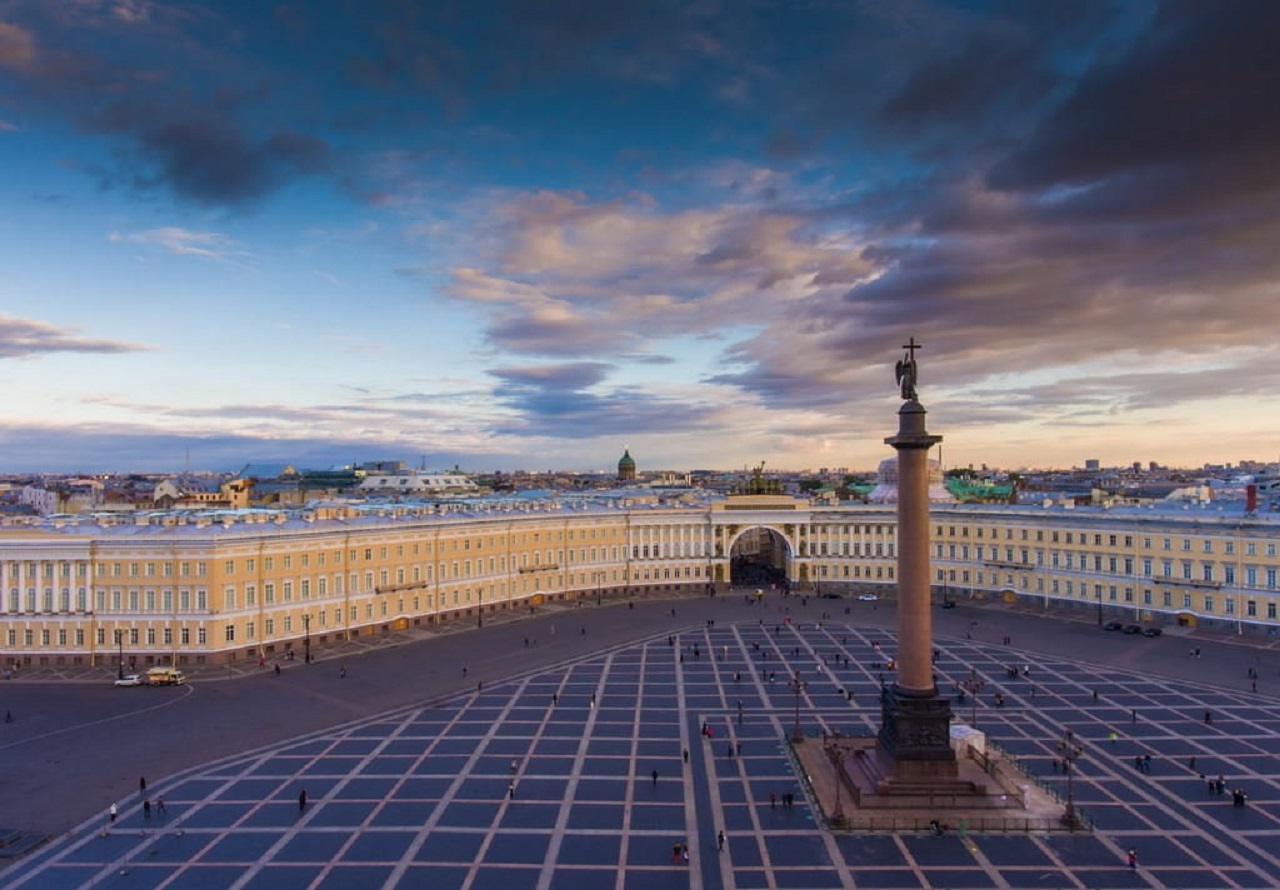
302;613;311;664
1096;588;1103;627
115;629;124;680
790;670;805;742
961;668;986;728
1058;728;1084;830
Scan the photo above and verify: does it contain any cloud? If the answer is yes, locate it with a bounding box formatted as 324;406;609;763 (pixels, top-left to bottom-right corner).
0;315;148;359
114;117;331;206
489;361;726;438
446;190;876;358
0;21;38;71
108;226;241;260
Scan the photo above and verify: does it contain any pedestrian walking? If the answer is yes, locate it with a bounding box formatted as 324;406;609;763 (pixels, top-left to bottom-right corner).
299;789;308;809
109;802;117;823
1108;730;1118;746
156;797;167;816
718;829;726;852
507;781;516;800
1189;755;1196;772
1127;849;1138;870
1131;709;1137;723
140;776;147;794
339;665;347;679
143;798;151;819
1204;710;1212;725
683;748;689;764
672;842;682;864
769;791;777;809
274;663;281;675
3;710;11;723
652;769;659;786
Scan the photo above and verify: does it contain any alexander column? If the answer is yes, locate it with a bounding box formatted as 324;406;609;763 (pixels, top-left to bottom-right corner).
876;338;957;781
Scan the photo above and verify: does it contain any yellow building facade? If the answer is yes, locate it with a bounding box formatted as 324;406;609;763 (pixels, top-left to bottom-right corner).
1;498;1277;670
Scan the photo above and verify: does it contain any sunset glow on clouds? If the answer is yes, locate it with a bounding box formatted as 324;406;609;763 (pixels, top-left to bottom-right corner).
1;0;1279;473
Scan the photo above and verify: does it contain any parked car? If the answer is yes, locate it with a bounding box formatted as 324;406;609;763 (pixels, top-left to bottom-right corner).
1102;621;1124;631
1142;627;1163;637
941;600;957;609
113;674;142;687
1122;624;1142;634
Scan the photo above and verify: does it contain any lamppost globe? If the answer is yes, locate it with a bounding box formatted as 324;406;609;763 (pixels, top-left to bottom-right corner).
1058;728;1085;829
961;669;986;729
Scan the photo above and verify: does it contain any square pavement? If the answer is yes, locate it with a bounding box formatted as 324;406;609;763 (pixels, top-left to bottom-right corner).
4;619;1280;889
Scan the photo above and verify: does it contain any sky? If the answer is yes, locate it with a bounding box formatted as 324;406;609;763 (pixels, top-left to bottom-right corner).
2;0;1280;476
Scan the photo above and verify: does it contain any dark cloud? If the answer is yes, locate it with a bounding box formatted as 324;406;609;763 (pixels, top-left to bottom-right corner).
0;315;147;359
131;120;329;205
0;425;486;474
489;361;716;438
989;1;1280;196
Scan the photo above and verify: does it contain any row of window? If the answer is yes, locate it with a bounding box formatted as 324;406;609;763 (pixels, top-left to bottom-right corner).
937;525;1279;557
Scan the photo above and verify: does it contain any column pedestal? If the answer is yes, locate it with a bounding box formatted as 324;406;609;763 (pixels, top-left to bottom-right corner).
877;684;958;781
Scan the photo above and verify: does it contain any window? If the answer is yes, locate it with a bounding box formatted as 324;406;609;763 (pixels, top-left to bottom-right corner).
225;625;236;642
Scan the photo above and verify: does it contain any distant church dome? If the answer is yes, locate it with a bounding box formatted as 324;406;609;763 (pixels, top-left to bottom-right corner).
617;448;637;481
867;456;954;504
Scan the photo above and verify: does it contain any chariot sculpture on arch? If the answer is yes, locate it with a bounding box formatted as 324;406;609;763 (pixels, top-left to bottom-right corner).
895;336;922;401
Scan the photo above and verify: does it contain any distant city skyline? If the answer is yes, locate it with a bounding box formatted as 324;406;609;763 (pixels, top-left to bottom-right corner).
3;1;1280;474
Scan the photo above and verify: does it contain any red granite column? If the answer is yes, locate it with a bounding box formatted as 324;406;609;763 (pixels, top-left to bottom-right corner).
892;402;938;694
876;396;956;774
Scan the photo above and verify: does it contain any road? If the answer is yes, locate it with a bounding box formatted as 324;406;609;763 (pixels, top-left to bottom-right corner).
0;592;1274;838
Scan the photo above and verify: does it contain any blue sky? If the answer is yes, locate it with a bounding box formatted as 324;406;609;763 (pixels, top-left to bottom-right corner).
2;0;1279;474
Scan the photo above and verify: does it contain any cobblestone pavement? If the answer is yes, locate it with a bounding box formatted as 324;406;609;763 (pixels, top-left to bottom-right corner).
3;604;1278;890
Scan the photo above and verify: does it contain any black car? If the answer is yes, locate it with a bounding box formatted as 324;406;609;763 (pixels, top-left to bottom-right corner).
1142;627;1163;637
941;600;957;609
1103;621;1124;631
1122;624;1142;634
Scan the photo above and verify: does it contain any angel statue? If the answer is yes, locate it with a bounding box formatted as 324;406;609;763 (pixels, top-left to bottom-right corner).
895;352;918;401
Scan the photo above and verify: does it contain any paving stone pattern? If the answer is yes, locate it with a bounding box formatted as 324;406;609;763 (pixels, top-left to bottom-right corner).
3;620;1278;889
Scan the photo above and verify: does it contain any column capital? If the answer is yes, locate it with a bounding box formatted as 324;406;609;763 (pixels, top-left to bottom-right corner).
885;399;941;450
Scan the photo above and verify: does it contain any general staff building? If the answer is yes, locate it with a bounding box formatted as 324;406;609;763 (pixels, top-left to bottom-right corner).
2;492;1278;670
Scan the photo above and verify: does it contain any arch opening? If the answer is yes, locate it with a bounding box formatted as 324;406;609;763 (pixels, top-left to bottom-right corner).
729;527;793;588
